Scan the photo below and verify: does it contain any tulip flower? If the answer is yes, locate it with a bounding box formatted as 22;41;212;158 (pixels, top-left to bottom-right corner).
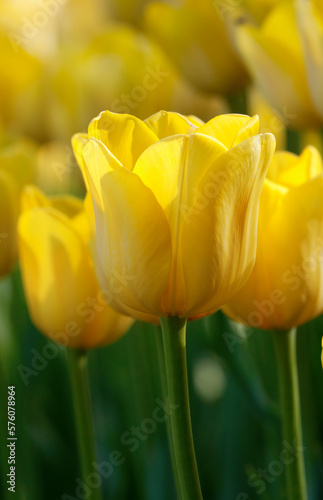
74;109;276;498
0;139;36;278
19;186;133;500
73;109;275;499
223;145;323;500
235;1;321;128
223;145;323;330
0;31;41;130
21;25;226;142
297;0;323;123
18;186;133;350
73;110;275;322
143;0;248;94
1;0;108;60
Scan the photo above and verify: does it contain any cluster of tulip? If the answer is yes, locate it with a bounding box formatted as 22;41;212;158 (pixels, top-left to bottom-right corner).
1;1;323;499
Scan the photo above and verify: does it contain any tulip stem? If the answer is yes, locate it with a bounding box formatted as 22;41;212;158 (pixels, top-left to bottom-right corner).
272;328;308;500
155;326;181;497
67;349;103;500
160;316;203;500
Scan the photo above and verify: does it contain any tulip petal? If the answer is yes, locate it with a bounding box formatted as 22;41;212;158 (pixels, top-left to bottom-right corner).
268;146;323;187
21;185;50;212
133;133;227;220
18;207;99;346
180;133;276;317
222;179;287;329
71;211;92;244
197;114;259;148
88;110;158;170
223;169;323;330
80;306;134;350
297;0;323;119
133;133;227;314
144;110;198;139
187;115;205;126
261;174;323;328
93;167;172;317
21;185;83;218
72;133;90;190
84;192;96;238
82;138;122;206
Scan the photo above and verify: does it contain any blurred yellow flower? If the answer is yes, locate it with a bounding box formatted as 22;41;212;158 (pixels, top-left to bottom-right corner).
223;145;323;330
0;0;111;139
19;25;226;142
18;186;133;349
73;110;275;321
0;139;36;278
144;0;248;94
0;0;108;60
235;1;321;128
297;0;323;123
0;31;41;129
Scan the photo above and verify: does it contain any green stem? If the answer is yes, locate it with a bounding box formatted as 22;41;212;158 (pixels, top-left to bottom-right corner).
155;326;182;499
67;349;103;500
160;316;203;500
272;329;308;500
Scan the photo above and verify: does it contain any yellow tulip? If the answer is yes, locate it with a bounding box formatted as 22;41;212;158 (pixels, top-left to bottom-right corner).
143;0;248;94
0;0;108;140
235;1;321;128
223;145;323;330
1;0;108;60
0;139;36;278
297;0;323;122
72;110;275;322
0;31;41;129
18;186;133;349
21;25;226;142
